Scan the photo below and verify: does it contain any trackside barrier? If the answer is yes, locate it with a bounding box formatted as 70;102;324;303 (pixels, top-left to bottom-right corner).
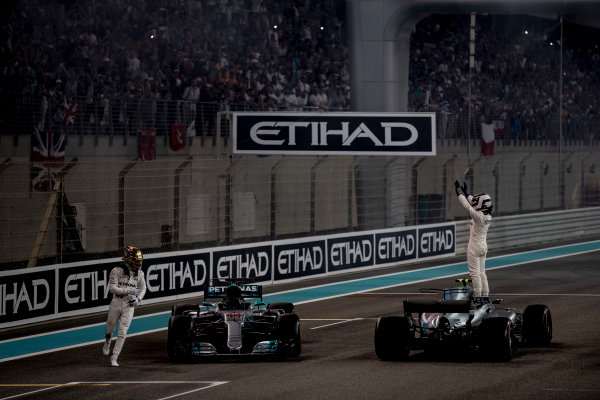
0;223;455;328
455;207;600;253
4;207;599;329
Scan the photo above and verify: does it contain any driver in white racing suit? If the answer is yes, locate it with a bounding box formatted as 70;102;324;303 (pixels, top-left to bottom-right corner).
102;246;146;366
455;181;493;303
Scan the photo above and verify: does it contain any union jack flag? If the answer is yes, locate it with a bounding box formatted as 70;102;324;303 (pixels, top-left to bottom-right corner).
63;98;78;126
30;128;66;191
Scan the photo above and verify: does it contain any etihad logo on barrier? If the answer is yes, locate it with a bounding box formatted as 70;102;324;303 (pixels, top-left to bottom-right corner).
233;112;436;156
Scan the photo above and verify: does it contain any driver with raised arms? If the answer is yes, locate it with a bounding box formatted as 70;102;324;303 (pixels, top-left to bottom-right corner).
455;180;493;304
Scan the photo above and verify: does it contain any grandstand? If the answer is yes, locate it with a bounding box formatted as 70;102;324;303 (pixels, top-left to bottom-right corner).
1;1;600;269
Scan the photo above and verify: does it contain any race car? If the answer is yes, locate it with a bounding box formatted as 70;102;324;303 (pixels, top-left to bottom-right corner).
374;279;552;361
167;279;301;361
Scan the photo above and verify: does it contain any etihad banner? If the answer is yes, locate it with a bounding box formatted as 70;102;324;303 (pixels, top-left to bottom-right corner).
0;267;55;324
418;224;456;260
233;112;436;155
274;239;326;280
327;233;374;272
212;244;272;282
0;222;454;327
143;252;211;298
375;228;418;265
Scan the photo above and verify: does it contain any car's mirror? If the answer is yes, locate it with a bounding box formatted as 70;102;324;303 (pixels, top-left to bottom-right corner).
253;301;265;309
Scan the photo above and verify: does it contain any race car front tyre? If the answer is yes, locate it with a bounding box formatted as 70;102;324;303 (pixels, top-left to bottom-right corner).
277;313;301;357
167;315;192;361
522;304;552;346
268;302;295;314
479;317;515;362
374;316;413;361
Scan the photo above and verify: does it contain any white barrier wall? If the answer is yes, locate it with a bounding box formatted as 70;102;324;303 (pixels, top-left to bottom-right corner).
455;207;600;254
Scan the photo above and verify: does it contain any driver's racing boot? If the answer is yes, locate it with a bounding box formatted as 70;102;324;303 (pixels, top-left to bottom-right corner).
110;355;119;367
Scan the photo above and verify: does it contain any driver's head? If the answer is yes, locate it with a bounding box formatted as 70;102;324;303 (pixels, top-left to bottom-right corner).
122;245;143;271
221;285;244;309
470;193;493;215
225;285;242;299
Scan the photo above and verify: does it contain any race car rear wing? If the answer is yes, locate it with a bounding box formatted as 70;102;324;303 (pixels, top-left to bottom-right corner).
403;299;471;314
204;284;263;300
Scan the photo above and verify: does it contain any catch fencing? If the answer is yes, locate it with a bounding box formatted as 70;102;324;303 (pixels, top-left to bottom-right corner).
1;139;600;268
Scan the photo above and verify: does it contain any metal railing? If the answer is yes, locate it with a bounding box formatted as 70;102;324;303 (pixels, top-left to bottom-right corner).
2;95;600;145
0;95;338;139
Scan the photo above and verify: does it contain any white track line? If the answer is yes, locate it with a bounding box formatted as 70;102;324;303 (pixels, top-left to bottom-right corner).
0;381;228;400
154;381;228;400
310;318;364;330
0;385;61;400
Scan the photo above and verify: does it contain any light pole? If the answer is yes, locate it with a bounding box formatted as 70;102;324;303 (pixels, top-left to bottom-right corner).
559;16;564;209
467;13;476;161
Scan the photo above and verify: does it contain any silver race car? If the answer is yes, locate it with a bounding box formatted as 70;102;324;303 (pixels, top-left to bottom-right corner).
167;280;301;361
374;279;552;361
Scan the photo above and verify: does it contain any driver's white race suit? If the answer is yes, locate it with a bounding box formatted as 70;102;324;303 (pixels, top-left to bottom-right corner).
458;194;492;298
103;264;146;366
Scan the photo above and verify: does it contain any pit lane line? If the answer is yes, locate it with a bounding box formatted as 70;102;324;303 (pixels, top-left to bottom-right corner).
1;239;599;362
0;381;229;400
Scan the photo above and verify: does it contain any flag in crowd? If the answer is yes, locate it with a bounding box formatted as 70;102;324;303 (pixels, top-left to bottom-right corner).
53;96;78;126
62;98;78;126
481;122;495;157
170;124;185;151
186;119;196;137
138;128;156;161
30;127;66;191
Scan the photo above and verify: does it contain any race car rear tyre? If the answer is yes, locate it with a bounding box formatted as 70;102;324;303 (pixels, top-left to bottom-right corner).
277;313;301;357
522;304;552;346
167;315;192;361
374;316;413;361
171;303;199;316
479;317;515;362
268;302;295;314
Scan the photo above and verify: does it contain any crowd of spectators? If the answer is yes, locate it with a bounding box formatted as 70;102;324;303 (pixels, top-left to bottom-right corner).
0;0;349;136
409;14;600;141
1;1;599;141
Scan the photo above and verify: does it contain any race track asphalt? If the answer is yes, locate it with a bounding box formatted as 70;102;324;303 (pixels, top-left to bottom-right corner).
1;241;599;400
